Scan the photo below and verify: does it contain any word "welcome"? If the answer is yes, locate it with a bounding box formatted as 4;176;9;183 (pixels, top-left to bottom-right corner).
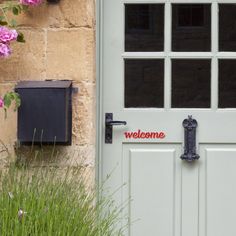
124;130;166;139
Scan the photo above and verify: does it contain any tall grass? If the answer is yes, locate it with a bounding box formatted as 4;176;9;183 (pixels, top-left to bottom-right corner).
0;165;123;236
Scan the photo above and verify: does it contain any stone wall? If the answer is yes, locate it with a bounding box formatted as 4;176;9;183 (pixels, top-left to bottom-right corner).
0;0;96;169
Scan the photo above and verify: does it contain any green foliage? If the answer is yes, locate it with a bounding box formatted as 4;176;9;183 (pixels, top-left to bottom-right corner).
2;91;21;118
16;31;25;43
0;1;28;37
3;91;21;110
0;165;123;236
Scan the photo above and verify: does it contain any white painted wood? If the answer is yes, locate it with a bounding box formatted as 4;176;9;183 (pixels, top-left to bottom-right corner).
126;148;175;236
171;0;236;2
99;0;236;235
211;1;218;111
122;52;213;59
181;162;199;236
164;2;171;109
123;0;236;3
122;52;236;59
198;145;236;236
206;148;236;236
122;144;182;236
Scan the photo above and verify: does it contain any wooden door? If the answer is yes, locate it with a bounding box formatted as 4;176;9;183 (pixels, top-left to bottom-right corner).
99;1;236;235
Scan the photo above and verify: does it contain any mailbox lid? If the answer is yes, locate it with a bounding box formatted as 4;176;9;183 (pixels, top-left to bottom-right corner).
15;80;72;89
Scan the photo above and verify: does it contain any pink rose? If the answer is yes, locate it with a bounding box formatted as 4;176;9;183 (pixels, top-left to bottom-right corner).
19;0;42;6
0;98;4;108
0;27;18;43
0;43;11;57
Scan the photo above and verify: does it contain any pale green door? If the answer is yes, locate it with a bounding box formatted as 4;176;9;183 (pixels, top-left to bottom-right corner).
99;1;236;235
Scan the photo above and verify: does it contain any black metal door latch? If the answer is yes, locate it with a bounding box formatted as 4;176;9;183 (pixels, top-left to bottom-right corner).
180;115;200;162
105;113;127;144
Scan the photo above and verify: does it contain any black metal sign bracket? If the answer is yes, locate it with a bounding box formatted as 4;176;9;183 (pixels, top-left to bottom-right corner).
180;115;200;162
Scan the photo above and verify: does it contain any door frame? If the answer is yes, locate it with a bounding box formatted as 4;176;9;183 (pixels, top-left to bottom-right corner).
96;0;102;186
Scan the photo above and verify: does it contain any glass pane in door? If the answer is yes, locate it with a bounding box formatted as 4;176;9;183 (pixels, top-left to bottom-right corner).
172;4;211;52
172;59;211;108
125;59;164;108
219;4;236;51
125;4;164;52
219;60;236;108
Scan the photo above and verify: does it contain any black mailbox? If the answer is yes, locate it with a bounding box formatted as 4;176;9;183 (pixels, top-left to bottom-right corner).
16;81;72;145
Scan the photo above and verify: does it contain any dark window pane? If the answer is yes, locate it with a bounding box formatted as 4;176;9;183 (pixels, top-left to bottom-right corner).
125;4;164;52
172;4;211;52
172;60;211;108
219;5;236;51
219;60;236;108
192;6;204;26
125;60;164;108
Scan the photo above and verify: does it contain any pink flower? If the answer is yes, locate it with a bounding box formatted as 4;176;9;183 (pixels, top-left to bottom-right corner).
0;43;11;57
0;27;18;43
19;0;42;6
0;98;4;108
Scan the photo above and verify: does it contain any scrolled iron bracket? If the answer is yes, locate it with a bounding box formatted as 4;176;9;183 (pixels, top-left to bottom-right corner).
180;115;200;162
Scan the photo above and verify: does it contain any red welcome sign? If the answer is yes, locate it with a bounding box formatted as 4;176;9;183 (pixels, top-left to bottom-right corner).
124;130;166;139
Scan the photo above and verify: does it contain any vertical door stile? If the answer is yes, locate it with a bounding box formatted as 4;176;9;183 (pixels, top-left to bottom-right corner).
181;162;200;236
164;1;171;110
211;2;219;110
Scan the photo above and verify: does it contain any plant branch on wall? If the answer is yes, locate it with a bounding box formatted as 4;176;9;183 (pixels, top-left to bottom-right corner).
0;0;41;116
0;0;42;58
0;91;21;117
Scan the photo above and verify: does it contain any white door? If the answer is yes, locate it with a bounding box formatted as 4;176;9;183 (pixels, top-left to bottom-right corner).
98;1;236;235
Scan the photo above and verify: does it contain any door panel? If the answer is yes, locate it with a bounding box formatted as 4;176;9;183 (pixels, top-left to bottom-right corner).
123;144;181;236
121;144;236;236
206;147;236;236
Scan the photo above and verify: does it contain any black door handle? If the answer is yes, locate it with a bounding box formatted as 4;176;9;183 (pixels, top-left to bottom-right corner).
106;120;127;126
105;113;127;143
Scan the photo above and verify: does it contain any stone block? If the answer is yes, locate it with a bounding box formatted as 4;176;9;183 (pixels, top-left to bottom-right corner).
73;81;95;98
0;29;46;82
60;0;95;28
12;0;95;28
72;96;95;146
14;144;96;168
46;28;95;82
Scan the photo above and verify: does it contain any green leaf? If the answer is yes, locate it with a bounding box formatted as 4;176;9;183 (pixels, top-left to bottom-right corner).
0;21;8;26
13;93;21;110
10;19;17;28
4;107;7;119
3;92;21;110
17;32;25;43
12;6;19;15
3;94;12;108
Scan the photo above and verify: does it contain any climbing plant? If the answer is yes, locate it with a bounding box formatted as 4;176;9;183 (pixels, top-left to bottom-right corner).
0;1;42;112
0;0;42;57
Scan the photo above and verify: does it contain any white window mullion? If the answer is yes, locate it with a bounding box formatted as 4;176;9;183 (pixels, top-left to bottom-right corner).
217;0;236;3
217;52;236;58
170;0;212;2
122;52;166;59
211;2;219;110
169;52;213;58
164;1;171;109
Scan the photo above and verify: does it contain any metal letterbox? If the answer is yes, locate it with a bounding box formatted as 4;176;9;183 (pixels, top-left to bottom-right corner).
15;81;72;145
